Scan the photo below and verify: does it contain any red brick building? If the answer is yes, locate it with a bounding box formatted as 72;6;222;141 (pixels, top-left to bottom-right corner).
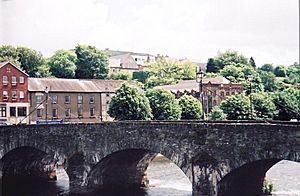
159;76;244;114
0;62;30;124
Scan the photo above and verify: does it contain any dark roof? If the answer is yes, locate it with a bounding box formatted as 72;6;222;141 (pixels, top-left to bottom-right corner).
28;78;137;92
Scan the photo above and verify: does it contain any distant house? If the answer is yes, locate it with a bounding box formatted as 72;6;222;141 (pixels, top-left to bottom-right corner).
0;62;30;124
158;76;243;114
105;49;156;73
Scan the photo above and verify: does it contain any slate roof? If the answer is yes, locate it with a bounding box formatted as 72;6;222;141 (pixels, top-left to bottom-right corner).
28;78;136;92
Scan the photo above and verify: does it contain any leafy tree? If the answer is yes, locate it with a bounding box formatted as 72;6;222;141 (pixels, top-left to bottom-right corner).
220;94;254;120
258;70;278;92
272;88;300;121
108;83;152;120
144;76;176;89
208;107;227;120
206;58;220;73
220;65;244;82
16;46;48;77
179;95;203;119
0;56;21;67
109;71;132;80
215;50;249;67
178;61;197;80
132;71;149;83
48;50;77;78
146;88;181;120
251;93;278;120
0;45;19;60
274;65;287;77
285;62;300;84
259;64;274;72
75;45;109;79
249;57;256;68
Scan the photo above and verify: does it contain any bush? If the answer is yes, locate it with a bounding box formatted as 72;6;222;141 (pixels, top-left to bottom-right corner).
179;95;203;119
262;179;275;195
208;107;227;120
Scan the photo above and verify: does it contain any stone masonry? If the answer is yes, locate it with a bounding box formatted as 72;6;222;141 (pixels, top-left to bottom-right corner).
0;121;299;196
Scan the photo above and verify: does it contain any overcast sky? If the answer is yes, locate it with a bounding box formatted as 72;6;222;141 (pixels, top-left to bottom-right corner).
0;0;299;66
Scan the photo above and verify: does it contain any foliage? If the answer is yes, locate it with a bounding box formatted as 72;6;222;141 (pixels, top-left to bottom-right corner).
146;88;181;120
220;65;244;82
260;64;274;72
206;58;220;73
144;76;176;89
75;45;109;79
249;57;256;68
109;71;132;80
263;179;275;195
285;62;300;84
258;70;278;92
251;93;278;120
214;50;249;67
220;94;254;120
0;45;50;77
178;61;197;80
179;95;203;119
208;107;227;120
273;65;287;77
272;88;300;121
132;71;149;83
108;83;152;120
48;50;77;78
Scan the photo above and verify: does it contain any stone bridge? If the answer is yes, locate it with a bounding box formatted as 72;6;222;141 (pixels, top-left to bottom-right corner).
0;121;299;196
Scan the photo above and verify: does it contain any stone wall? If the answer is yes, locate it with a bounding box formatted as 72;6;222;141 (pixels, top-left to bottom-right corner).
0;121;299;196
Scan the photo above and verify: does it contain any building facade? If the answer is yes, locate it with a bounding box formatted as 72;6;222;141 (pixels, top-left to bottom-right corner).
0;62;30;124
159;76;244;114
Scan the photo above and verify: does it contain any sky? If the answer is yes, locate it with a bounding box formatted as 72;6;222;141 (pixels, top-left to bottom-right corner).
0;0;299;66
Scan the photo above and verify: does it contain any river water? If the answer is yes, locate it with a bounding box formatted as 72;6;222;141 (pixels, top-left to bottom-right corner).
1;158;299;196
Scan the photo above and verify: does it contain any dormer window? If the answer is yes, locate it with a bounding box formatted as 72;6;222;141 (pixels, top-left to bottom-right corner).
12;76;17;85
3;76;8;85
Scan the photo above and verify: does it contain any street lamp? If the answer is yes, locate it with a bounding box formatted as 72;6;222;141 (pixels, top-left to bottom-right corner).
247;75;253;119
196;68;205;118
45;86;49;123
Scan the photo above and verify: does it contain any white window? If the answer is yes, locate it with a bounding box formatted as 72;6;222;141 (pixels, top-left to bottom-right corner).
3;76;8;85
12;76;17;85
12;91;17;100
65;96;70;104
20;91;24;99
90;96;95;104
36;95;42;104
19;76;25;84
78;95;83;104
52;95;58;104
78;107;83;118
90;108;95;117
3;91;8;101
52;109;58;118
65;108;71;118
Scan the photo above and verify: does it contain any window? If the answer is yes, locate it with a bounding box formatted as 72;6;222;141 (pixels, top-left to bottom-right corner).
20;91;24;99
65;108;71;118
3;91;8;101
0;107;6;117
52;95;58;104
89;96;95;104
3;76;8;85
232;92;235;95
52;109;58;118
36;95;42;104
17;107;27;117
226;92;230;96
10;107;16;117
221;92;225;97
90;108;95;117
19;76;25;84
78;95;83;104
37;109;42;118
12;91;17;100
78;107;83;118
65;96;70;104
12;76;17;85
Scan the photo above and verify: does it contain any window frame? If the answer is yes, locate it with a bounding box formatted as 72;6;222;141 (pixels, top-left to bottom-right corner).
89;95;95;104
3;75;8;85
65;96;70;104
78;95;83;104
65;108;71;118
11;76;17;85
19;76;25;84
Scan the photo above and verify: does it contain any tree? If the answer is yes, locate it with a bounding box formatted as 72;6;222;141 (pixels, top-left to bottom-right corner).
75;45;109;79
146;88;181;120
220;94;254;120
179;95;203;119
178;61;197;80
249;57;256;68
272;88;300;121
108;83;152;120
208;107;227;120
109;71;132;80
260;64;274;72
258;70;278;92
274;65;287;77
0;45;19;60
252;93;278;120
48;50;77;78
220;65;244;82
206;58;219;73
285;62;300;84
215;50;249;67
16;46;48;77
144;76;176;89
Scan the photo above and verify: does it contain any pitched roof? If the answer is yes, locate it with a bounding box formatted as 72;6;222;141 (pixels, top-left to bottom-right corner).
0;61;29;76
157;76;231;92
28;78;137;92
